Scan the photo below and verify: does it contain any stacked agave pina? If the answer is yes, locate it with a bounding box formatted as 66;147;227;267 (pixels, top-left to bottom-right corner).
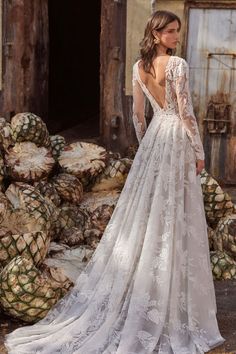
0;255;73;323
200;169;236;280
0;112;135;322
210;250;236;280
213;213;236;259
11;112;51;147
58;141;108;188
200;169;235;228
0;183;54;266
0;181;71;322
49;135;66;160
0;113;73;323
55;203;90;246
5;142;55;183
4;113;56;183
51;173;83;205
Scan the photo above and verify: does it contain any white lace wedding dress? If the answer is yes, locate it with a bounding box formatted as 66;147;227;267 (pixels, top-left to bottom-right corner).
5;56;225;354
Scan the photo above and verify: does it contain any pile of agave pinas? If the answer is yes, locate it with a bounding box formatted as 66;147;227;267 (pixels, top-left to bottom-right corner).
0;112;235;324
0;112;132;323
200;170;236;280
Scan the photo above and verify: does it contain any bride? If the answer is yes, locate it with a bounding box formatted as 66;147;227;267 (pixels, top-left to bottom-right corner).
5;10;225;354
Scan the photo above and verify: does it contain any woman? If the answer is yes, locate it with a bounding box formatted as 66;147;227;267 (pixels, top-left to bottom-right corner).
5;10;225;354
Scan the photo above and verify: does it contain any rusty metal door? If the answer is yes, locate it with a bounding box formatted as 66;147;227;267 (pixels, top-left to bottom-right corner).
186;8;236;184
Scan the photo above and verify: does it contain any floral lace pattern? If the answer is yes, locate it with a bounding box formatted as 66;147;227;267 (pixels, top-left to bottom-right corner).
133;56;205;160
132;71;147;143
5;56;224;353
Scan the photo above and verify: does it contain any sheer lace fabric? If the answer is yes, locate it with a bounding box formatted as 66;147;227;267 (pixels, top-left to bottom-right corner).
5;56;224;354
132;57;205;160
132;72;147;143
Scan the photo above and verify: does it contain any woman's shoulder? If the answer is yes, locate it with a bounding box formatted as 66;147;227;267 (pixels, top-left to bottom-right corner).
133;56;189;76
170;55;188;67
169;56;189;77
133;59;142;68
133;56;188;65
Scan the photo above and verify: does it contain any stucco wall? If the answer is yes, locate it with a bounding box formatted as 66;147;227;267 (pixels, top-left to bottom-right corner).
125;0;151;95
125;0;185;95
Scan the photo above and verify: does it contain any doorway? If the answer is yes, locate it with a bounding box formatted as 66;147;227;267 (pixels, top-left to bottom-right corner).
48;1;101;137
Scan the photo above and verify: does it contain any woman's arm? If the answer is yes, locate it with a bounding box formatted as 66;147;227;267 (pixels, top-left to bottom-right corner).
132;64;147;144
175;59;205;161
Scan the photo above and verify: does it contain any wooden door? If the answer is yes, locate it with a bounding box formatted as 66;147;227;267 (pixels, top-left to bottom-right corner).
100;0;135;154
1;0;49;120
186;7;236;184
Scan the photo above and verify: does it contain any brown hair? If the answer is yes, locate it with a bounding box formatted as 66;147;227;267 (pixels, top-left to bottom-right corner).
139;10;181;75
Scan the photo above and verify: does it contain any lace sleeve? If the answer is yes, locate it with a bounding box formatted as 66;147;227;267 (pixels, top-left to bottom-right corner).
174;59;205;160
132;64;147;144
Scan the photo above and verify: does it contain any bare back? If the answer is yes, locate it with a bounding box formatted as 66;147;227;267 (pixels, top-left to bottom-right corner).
138;56;171;109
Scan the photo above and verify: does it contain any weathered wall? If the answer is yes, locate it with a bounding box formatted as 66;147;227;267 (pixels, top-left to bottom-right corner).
185;3;236;183
100;0;129;153
125;0;185;95
125;0;151;95
1;0;48;121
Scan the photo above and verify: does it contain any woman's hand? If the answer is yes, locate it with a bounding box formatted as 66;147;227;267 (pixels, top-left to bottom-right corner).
196;159;205;175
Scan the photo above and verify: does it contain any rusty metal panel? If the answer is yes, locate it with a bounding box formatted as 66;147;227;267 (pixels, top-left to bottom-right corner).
186;7;236;184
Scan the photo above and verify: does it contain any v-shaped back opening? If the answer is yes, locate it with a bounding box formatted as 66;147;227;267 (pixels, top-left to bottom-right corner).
136;56;173;110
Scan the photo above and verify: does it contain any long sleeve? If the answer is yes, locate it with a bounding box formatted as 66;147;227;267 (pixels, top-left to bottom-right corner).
132;64;147;144
174;59;205;160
